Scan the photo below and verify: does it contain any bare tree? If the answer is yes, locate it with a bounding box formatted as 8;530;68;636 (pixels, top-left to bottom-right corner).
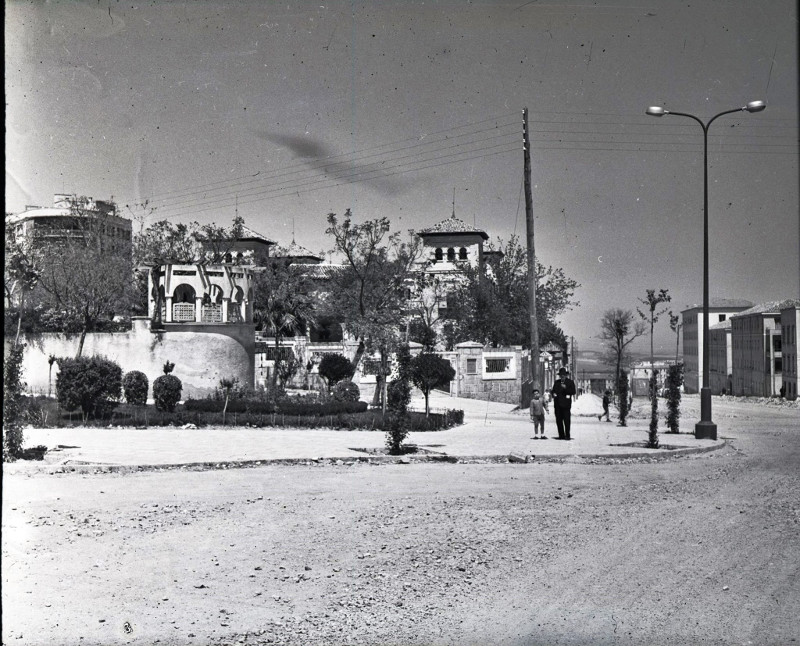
637;288;672;368
33;198;134;357
4;222;40;345
599;308;647;393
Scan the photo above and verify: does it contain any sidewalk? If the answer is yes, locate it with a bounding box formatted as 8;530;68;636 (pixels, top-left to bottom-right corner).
9;392;723;471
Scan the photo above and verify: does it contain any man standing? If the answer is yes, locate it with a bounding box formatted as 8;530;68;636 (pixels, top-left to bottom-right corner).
551;366;577;440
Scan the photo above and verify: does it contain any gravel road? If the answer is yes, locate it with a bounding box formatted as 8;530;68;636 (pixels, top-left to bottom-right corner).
3;397;799;646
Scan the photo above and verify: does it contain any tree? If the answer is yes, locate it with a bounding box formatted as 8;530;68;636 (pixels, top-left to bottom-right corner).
669;311;682;364
387;343;413;414
410;353;455;416
318;354;355;391
324;210;421;413
598;308;647;393
3;343;26;461
637;289;672;368
665;363;684;434
4;221;41;345
33;199;134;357
251;254;318;385
445;236;578;349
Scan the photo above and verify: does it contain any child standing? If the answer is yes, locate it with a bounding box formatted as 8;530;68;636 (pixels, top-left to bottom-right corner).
530;389;549;439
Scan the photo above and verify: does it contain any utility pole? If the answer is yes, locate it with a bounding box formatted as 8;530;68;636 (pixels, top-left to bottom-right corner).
523;107;539;391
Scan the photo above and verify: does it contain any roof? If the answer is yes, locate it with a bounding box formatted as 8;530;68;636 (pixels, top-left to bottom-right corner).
681;298;754;314
273;241;323;263
732;299;800;318
418;215;489;240
710;319;732;330
236;225;275;245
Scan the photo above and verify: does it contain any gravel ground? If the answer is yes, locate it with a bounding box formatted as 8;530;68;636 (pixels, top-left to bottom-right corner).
3;397;799;646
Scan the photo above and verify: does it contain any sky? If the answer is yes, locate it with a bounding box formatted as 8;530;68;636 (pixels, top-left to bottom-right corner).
6;0;799;353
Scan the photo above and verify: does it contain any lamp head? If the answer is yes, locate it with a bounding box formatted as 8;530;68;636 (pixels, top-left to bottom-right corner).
745;100;766;113
646;106;667;116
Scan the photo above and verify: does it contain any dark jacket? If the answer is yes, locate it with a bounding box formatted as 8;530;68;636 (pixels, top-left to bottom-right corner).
551;378;576;409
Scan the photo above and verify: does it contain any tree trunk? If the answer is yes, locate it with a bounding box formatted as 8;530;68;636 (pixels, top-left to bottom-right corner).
424;389;430;417
152;265;163;326
77;325;88;358
14;290;24;347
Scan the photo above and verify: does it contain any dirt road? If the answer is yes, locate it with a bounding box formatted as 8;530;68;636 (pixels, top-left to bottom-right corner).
3;398;799;645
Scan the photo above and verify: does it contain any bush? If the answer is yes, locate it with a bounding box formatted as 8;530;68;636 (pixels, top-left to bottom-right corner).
332;380;360;403
617;372;630;426
3;344;26;461
153;374;182;412
665;363;683;434
55;355;123;418
388;344;412;414
385;413;409;455
647;371;659;448
122;371;149;406
318;354;354;390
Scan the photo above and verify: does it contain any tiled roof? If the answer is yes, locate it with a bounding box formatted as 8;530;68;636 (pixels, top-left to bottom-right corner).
732;299;800;317
419;215;489;239
274;241;323;262
710;319;732;330
236;225;275;244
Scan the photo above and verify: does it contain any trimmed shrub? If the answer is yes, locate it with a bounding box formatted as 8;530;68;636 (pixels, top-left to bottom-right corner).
122;371;149;406
332;380;360;403
153;374;182;412
55;355;123;418
318;353;354;390
3;344;26;461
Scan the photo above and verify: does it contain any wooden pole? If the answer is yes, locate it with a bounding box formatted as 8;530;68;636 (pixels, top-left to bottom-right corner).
523;108;539;391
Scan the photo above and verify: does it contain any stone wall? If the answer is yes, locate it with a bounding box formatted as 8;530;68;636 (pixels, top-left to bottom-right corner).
7;317;255;400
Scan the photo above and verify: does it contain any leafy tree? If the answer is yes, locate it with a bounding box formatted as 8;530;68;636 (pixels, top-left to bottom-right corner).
637;288;672;368
406;272;449;350
599;308;646;392
445;236;578;349
318;353;355;391
324;210;421;413
251;253;318;384
410;353;455;416
275;348;302;388
55;355;123;418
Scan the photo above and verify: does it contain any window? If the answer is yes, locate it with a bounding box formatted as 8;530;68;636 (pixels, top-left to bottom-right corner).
486;358;509;373
447;248;455;261
435;248;443;261
459;247;468;260
719;314;726;322
466;358;477;374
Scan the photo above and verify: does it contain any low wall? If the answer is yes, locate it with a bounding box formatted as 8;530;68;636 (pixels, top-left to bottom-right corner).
7;318;255;400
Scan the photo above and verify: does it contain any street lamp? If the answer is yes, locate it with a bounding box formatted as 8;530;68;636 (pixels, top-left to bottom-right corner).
646;100;766;440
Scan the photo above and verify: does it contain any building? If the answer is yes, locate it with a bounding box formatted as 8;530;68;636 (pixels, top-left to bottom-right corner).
780;302;799;400
681;299;753;393
416;213;490;275
6;193;132;249
729;300;799;397
708;319;734;394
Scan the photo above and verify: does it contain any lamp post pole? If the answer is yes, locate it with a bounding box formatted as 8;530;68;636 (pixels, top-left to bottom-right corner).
646;101;766;440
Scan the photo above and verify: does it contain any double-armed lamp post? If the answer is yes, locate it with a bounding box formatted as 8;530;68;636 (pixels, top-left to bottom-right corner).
645;100;766;440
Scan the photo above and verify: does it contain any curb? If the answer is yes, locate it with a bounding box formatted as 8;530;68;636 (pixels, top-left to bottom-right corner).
4;440;726;475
